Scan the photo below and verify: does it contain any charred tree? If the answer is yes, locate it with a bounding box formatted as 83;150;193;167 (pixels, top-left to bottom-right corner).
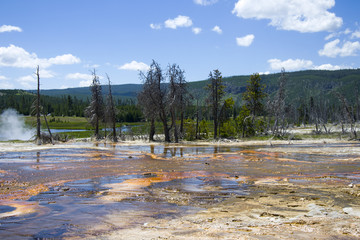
106;74;117;142
36;66;41;145
167;64;187;142
268;68;287;136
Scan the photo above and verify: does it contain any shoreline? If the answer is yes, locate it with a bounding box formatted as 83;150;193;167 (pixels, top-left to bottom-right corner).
0;137;358;153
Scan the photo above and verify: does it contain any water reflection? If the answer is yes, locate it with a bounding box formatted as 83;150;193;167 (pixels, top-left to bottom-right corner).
0;142;359;239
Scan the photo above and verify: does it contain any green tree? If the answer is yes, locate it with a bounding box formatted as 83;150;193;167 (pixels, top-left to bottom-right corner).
242;73;266;117
206;69;225;139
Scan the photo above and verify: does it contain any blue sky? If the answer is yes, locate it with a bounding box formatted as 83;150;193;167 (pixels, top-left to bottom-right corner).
0;0;360;89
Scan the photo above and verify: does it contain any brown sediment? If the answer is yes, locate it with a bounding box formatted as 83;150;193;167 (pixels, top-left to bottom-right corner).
100;171;229;202
0;183;49;201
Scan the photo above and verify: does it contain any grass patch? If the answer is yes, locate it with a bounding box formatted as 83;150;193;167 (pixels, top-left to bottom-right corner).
56;130;93;139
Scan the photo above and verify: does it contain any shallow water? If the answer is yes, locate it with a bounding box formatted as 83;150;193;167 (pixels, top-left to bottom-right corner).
0;142;359;239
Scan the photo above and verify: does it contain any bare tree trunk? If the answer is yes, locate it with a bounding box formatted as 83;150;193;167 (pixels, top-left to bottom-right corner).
160;109;171;142
171;109;178;143
43;114;53;144
36;66;41;145
196;98;199;139
106;74;117;142
149;117;155;141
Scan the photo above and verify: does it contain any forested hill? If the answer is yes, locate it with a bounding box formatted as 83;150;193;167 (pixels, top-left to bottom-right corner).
31;84;142;100
33;68;360;105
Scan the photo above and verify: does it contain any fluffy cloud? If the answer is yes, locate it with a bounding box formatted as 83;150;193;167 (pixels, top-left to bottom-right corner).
236;34;255;47
318;39;360;57
325;28;352;41
0;45;80;68
351;31;360;39
232;0;342;33
39;69;55;78
0;75;7;80
268;58;313;71
212;25;222;34
118;61;149;71
165;15;193;29
314;63;350;70
194;0;218;6
66;73;94;87
0;25;22;33
268;58;351;71
192;27;202;35
66;73;93;80
0;82;14;89
150;23;161;30
17;75;36;89
48;54;80;65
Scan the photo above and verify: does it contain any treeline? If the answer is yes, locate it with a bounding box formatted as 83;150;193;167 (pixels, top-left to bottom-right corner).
0;89;143;122
136;63;360;142
2;65;360;143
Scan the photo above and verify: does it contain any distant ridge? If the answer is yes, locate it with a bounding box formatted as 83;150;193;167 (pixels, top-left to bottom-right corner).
26;69;360;105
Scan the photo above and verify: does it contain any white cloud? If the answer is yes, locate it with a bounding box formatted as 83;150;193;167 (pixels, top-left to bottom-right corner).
165;15;193;29
313;63;350;70
236;34;255;47
0;25;22;33
66;73;94;87
48;54;80;65
326;28;355;41
39;69;55;78
212;25;222;34
150;23;162;30
83;64;100;68
118;61;150;71
0;75;7;80
0;81;14;89
344;28;351;35
192;27;202;34
194;0;218;6
0;45;80;68
17;75;36;89
232;0;342;33
318;39;360;57
79;80;92;87
66;73;93;81
325;32;337;41
352;31;360;39
268;58;352;71
268;58;313;71
259;71;270;75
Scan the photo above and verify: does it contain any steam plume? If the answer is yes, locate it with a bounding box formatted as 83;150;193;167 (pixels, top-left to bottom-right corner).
0;109;34;141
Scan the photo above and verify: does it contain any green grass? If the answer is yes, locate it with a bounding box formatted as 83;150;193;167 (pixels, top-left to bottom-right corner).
25;116;91;130
56;130;94;139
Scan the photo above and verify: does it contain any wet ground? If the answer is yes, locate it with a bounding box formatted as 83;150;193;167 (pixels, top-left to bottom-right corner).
0;140;360;239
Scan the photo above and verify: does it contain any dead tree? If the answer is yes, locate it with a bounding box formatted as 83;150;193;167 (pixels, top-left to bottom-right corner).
138;63;158;141
85;69;104;140
336;92;357;139
267;68;287;137
167;64;187;142
36;66;41;145
106;74;117;142
206;69;225;139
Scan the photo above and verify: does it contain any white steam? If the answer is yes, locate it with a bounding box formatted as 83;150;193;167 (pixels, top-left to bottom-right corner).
0;109;35;141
